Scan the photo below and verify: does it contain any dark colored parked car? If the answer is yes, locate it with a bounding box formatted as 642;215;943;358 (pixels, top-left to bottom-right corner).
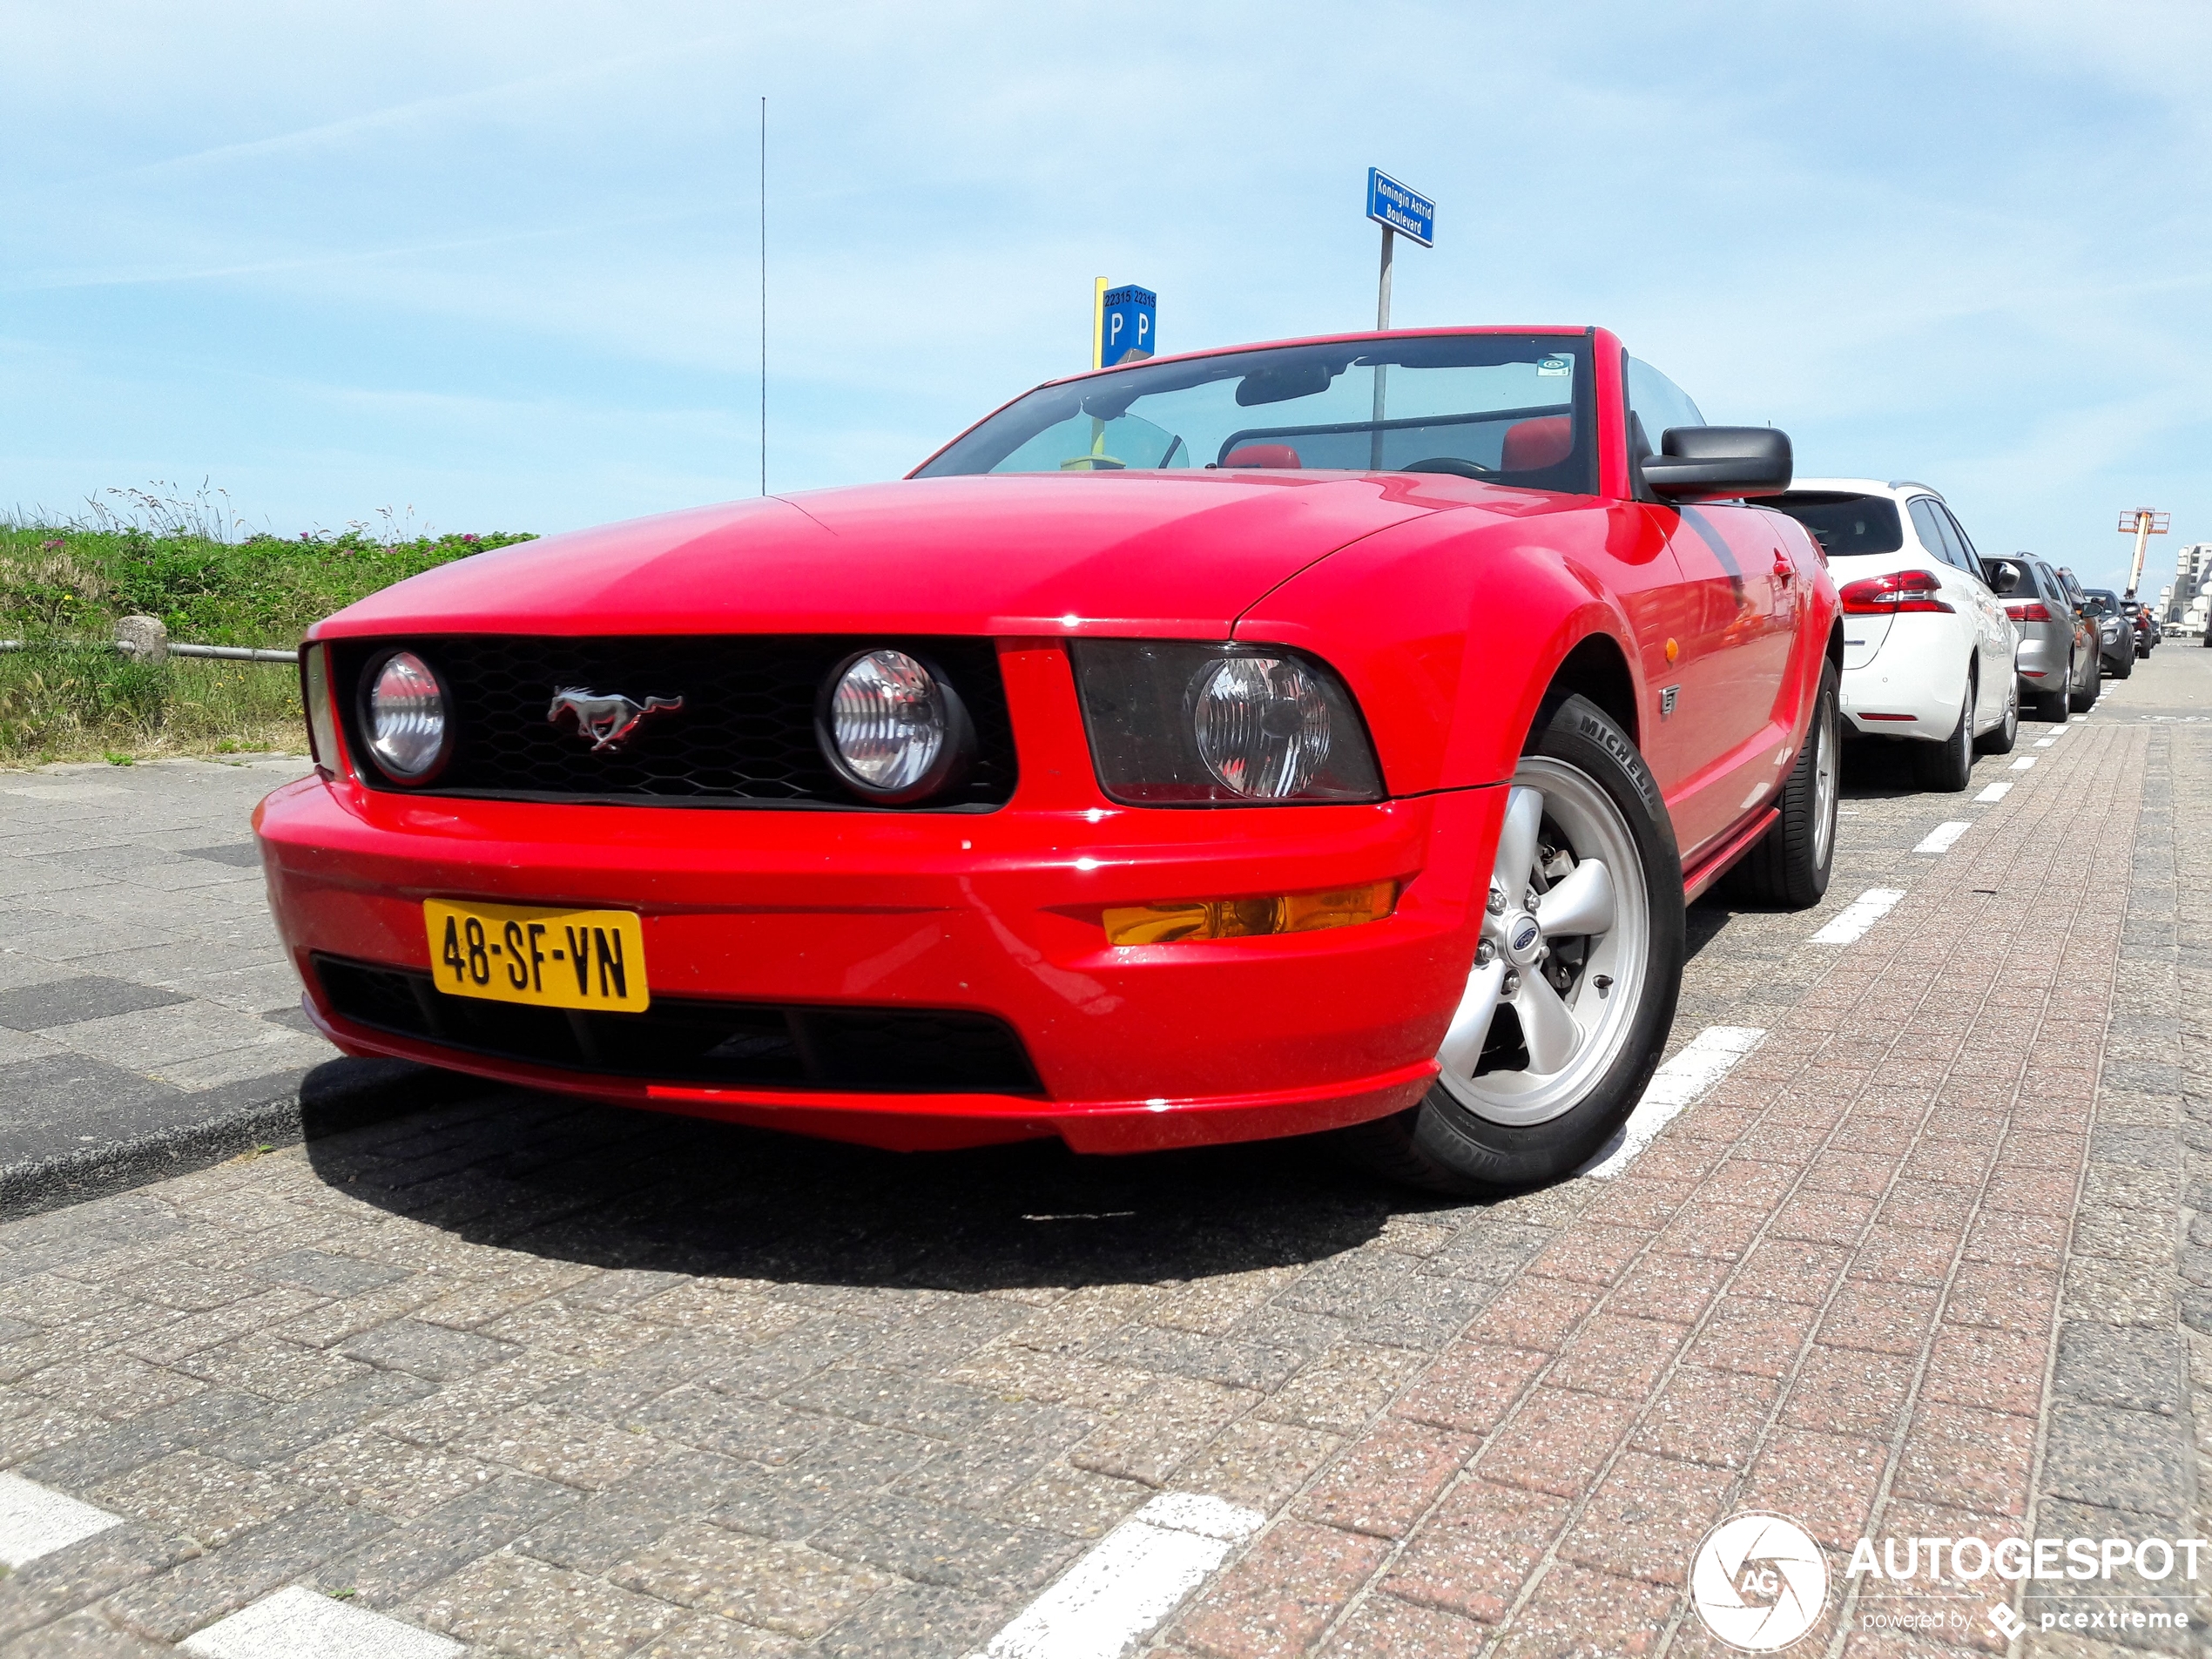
1986;554;2097;718
2083;589;2134;679
2123;601;2159;658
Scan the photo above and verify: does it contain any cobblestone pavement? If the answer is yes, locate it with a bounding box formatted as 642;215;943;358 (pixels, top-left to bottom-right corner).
1;656;2207;1657
0;755;341;1204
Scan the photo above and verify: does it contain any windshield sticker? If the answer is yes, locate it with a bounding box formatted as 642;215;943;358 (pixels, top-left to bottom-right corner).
1536;356;1571;376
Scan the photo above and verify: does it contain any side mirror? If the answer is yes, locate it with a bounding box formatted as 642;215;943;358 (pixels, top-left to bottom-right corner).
1642;427;1792;502
1988;561;2022;596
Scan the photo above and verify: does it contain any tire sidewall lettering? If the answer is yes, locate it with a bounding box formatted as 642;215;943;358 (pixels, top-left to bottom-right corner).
1571;709;1662;816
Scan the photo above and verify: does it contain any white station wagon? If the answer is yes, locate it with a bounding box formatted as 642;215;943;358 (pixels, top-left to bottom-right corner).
1762;478;2019;790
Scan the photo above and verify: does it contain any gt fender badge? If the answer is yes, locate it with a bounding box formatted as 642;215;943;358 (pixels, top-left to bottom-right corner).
549;688;685;752
1661;685;1680;719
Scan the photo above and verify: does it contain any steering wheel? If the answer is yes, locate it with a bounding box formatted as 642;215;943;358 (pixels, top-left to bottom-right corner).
1401;457;1494;478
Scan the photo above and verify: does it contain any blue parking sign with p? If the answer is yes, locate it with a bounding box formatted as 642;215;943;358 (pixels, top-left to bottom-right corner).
1102;286;1157;366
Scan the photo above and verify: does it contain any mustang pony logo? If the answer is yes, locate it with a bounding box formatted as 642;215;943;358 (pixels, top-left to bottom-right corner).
548;688;684;752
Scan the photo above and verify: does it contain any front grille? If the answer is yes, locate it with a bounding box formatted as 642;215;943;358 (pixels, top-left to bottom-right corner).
330;635;1016;810
314;956;1043;1094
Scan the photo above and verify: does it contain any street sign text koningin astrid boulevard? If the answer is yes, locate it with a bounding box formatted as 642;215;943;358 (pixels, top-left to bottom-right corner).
1366;169;1434;247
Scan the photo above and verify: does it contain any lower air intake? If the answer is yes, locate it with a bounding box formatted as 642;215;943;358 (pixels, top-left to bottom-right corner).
313;955;1042;1095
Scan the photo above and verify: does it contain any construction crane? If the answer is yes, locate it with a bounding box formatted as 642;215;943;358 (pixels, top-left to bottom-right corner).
2118;509;2169;600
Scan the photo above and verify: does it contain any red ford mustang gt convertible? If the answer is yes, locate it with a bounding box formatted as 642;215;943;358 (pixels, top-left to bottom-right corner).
259;327;1841;1193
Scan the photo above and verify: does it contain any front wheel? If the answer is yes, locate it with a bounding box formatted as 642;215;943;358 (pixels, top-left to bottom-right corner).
1342;693;1684;1196
2107;648;2133;680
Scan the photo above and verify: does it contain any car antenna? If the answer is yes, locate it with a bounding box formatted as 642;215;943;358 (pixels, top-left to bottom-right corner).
759;94;768;498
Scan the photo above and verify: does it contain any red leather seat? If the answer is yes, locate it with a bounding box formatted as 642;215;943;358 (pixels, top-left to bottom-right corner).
1221;443;1301;469
1501;416;1572;471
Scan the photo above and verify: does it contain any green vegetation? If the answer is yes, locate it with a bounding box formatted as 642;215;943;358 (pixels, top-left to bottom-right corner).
1;489;533;765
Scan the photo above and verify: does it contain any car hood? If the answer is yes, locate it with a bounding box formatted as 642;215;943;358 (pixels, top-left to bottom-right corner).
318;472;1515;640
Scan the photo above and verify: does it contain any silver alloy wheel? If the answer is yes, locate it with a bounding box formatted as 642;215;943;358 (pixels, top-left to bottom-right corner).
1811;699;1838;872
1433;756;1650;1127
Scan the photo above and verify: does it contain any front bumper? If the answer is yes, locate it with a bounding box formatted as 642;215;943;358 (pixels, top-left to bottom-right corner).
258;648;1501;1152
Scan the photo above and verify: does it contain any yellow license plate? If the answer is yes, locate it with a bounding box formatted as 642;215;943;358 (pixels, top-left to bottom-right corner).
423;900;650;1013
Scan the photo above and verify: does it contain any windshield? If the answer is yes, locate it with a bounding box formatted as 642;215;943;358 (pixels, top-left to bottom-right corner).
1760;492;1904;556
916;333;1597;494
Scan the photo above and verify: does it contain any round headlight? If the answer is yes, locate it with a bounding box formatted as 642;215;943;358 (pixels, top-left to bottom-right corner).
361;650;449;782
1190;655;1333;799
820;649;970;802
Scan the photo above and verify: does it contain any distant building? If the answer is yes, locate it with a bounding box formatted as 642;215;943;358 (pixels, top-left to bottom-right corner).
2170;543;2210;624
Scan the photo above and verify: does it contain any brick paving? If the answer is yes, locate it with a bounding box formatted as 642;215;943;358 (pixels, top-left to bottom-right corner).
0;755;341;1208
0;658;2206;1656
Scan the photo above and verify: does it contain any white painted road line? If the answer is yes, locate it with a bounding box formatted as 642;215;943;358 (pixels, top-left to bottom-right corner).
1975;781;2013;803
2011;755;2037;770
976;1493;1264;1659
2033;738;2054;747
1915;821;1973;854
1577;1026;1767;1181
181;1586;462;1659
0;1472;122;1568
1810;887;1907;945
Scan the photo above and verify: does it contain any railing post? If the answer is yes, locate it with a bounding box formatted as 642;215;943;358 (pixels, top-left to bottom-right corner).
114;616;169;664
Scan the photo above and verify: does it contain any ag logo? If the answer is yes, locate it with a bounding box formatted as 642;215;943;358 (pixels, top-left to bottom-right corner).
1689;1512;1828;1651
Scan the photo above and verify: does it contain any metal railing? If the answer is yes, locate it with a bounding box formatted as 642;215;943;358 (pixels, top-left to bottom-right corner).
0;616;294;665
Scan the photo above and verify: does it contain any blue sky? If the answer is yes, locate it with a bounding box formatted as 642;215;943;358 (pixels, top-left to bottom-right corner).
5;0;2208;595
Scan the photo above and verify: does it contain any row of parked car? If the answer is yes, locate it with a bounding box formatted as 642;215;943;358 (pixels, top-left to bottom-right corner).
2119;597;2165;657
1757;478;2145;792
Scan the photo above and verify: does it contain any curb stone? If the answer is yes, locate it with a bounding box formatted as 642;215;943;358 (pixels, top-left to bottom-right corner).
0;1058;486;1221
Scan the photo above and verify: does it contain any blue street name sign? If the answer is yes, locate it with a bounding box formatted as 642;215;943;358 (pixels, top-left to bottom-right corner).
1101;285;1157;366
1366;168;1434;247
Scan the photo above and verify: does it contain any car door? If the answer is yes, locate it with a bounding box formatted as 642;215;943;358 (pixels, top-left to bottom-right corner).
1904;497;1979;720
2039;561;2088;689
2054;568;2093;683
1622;356;1792;860
1932;503;2013;725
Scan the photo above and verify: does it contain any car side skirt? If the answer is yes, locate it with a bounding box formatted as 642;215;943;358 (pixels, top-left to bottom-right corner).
1681;806;1781;904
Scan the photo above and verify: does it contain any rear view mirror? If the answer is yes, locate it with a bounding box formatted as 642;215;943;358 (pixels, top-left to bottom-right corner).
1988;561;2022;596
1236;362;1338;407
1642;427;1792;502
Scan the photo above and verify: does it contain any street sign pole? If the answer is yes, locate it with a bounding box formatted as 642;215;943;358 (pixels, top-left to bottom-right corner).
1371;227;1393;467
1376;225;1394;331
1364;169;1433;469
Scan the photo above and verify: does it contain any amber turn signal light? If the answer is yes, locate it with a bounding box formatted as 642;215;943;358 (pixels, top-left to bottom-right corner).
1102;880;1398;946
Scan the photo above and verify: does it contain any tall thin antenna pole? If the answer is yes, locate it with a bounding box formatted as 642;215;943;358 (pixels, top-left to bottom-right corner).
759;95;767;497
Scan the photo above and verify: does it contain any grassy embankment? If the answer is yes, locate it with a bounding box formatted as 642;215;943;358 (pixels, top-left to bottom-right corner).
0;507;532;765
